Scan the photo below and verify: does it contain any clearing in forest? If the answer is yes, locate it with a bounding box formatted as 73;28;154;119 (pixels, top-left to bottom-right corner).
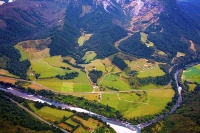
125;59;165;78
82;51;97;63
78;34;92;46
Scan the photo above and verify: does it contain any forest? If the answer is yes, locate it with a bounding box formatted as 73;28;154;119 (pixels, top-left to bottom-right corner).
88;70;103;83
111;56;128;70
119;33;154;58
0;91;62;133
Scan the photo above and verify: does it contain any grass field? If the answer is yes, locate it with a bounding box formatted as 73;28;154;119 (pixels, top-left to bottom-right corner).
139;84;161;90
73;84;93;92
86;59;106;72
188;84;196;91
30;56;72;78
99;88;174;118
28;102;107;132
140;32;154;47
182;64;200;83
36;71;93;93
125;59;165;78
15;38;51;61
29;103;74;122
39;67;69;78
123;89;174;118
82;51;97;63
30;59;51;74
74;71;90;84
78;34;92;46
42;56;62;66
36;78;65;92
99;74;132;90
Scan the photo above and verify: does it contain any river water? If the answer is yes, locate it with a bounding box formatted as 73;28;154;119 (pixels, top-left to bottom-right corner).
0;87;140;133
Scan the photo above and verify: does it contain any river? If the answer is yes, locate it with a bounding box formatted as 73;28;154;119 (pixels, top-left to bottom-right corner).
0;66;186;133
0;87;140;133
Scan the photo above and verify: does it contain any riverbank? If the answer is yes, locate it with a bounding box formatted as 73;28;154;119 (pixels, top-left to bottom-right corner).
0;87;139;133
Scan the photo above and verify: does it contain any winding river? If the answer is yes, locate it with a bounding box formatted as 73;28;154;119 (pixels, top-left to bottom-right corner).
0;87;140;133
0;66;186;133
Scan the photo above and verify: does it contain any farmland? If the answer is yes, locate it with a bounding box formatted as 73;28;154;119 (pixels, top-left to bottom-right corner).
99;74;132;91
125;59;165;78
28;102;112;133
100;88;174;118
182;64;200;83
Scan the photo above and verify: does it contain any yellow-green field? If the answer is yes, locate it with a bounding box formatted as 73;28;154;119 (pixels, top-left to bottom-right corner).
15;38;51;61
99;74;132;90
78;34;92;46
182;64;200;83
28;102;105;132
140;32;154;47
100;88;174;118
29;103;73;122
125;59;165;78
188;84;196;91
86;59;106;72
82;51;97;63
35;70;93;92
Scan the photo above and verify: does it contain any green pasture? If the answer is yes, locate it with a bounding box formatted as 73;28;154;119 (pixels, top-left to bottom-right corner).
99;74;132;90
140;32;154;47
42;56;62;66
36;78;65;92
65;119;78;126
86;59;106;72
82;51;97;63
29;103;74;121
36;74;92;93
78;34;92;46
118;92;141;102
125;59;165;78
61;82;74;92
100;89;174;118
183;65;200;83
30;59;51;74
123;89;174;118
39;67;69;78
139;84;162;90
73;84;93;92
15;45;40;61
74;71;90;84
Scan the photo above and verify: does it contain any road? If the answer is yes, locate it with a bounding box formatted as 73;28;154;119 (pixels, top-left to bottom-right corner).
5;96;69;133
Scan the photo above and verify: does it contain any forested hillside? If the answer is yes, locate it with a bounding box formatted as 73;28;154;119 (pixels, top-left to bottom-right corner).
0;91;62;133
